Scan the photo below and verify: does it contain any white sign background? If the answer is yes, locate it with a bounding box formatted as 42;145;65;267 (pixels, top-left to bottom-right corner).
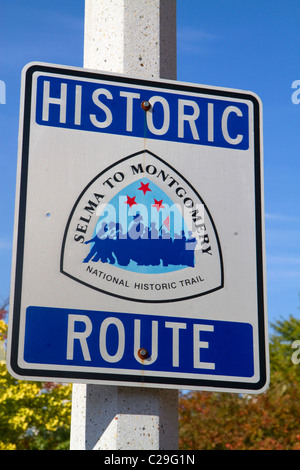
7;63;269;393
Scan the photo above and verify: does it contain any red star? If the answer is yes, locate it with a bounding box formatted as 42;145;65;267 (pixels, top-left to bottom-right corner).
152;199;165;211
125;195;138;208
138;181;151;195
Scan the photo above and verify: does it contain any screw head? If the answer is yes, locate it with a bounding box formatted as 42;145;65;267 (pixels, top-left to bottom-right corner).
138;348;149;359
141;100;151;111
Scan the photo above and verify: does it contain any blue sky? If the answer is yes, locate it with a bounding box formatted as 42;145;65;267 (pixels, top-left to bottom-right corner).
0;0;299;328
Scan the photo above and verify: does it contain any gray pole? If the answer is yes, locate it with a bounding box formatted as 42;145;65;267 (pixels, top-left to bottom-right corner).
69;0;178;450
83;0;176;79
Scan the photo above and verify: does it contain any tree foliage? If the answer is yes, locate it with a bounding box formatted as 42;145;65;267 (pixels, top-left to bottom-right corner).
0;303;72;450
179;315;300;450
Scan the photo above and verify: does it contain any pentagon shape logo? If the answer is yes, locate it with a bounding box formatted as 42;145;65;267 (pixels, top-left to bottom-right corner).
61;150;224;302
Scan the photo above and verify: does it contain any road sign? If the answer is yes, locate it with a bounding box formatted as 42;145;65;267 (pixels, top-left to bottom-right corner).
7;62;269;393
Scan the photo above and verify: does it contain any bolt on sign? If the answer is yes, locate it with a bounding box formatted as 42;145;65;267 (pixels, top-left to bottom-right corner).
7;63;269;393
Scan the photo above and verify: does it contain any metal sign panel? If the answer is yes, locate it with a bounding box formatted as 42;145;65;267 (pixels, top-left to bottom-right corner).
7;63;269;393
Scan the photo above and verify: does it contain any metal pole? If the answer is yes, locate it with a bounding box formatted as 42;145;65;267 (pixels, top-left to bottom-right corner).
70;0;178;450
